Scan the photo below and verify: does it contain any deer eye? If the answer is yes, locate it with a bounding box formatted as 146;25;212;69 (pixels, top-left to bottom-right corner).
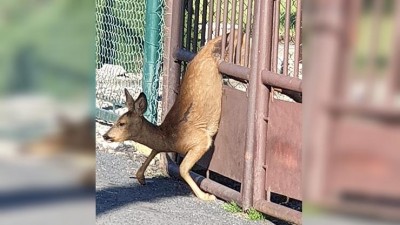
118;122;125;127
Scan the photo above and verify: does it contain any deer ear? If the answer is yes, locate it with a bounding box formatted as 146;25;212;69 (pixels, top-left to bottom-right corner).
124;88;135;110
134;92;147;116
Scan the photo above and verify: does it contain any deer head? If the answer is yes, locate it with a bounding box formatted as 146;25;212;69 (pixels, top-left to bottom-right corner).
103;89;147;142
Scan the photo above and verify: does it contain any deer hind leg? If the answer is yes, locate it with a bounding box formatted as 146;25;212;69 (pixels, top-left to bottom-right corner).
136;149;158;185
179;135;216;201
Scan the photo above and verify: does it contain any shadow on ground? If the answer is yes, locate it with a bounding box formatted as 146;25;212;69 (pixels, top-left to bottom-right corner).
96;176;192;216
0;186;93;210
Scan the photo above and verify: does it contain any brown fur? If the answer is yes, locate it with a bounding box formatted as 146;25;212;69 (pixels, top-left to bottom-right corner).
103;36;225;201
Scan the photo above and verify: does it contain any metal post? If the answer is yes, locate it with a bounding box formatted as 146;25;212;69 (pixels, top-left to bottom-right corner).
143;0;163;123
159;0;183;172
242;0;262;211
252;0;274;206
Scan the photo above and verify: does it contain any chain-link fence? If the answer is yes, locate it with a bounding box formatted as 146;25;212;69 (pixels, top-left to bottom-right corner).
96;0;165;124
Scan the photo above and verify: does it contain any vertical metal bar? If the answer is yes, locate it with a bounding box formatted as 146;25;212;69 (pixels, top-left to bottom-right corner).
236;0;245;64
272;0;280;73
143;0;163;123
294;0;302;78
304;0;346;204
283;0;291;76
193;0;201;52
186;0;194;51
243;0;273;211
215;0;222;36
229;0;237;63
207;0;214;41
221;0;230;59
201;0;208;45
244;0;253;67
161;0;184;172
252;0;273;207
180;1;186;48
242;0;262;210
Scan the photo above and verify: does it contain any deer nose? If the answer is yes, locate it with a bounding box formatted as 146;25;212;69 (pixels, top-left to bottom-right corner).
103;134;111;141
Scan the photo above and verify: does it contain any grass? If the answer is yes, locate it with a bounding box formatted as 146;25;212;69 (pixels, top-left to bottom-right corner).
222;201;266;221
247;208;265;221
223;201;242;213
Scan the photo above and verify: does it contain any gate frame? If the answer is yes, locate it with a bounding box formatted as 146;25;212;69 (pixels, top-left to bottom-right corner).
160;0;303;224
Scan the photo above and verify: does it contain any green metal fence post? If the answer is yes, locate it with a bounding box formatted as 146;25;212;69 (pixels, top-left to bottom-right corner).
143;0;163;123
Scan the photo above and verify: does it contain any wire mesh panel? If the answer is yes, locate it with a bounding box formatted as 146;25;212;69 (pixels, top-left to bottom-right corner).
95;0;165;123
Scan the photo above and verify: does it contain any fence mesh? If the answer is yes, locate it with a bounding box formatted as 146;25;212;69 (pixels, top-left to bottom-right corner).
96;0;165;123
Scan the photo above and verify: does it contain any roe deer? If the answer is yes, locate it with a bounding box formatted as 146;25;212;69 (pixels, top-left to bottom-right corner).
103;35;227;201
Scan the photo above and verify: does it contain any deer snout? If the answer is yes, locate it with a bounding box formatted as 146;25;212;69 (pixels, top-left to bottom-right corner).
102;133;113;142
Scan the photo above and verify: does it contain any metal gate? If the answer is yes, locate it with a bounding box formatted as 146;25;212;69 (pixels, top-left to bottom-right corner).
304;0;400;221
161;0;303;223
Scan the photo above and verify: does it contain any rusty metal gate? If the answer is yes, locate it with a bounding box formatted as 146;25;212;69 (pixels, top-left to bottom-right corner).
161;0;302;223
304;0;400;221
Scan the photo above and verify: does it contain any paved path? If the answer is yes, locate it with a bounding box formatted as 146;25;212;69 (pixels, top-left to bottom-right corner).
96;123;270;225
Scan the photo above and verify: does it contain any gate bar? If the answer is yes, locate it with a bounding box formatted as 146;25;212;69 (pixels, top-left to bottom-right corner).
244;0;253;67
242;0;263;211
254;200;301;224
252;0;274;213
294;0;302;78
175;49;250;81
271;0;280;73
262;70;302;93
283;0;291;76
162;0;184;116
160;0;184;171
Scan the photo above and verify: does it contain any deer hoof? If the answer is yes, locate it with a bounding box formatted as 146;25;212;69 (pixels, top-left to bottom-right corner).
137;176;146;185
201;193;216;201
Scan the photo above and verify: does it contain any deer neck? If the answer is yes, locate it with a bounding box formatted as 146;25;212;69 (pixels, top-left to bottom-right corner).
133;118;169;152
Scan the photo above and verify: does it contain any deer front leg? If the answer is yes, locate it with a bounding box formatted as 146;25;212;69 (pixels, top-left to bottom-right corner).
136;149;158;185
179;138;216;201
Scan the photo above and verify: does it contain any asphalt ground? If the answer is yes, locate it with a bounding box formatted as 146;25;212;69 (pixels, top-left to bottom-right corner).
96;122;271;225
